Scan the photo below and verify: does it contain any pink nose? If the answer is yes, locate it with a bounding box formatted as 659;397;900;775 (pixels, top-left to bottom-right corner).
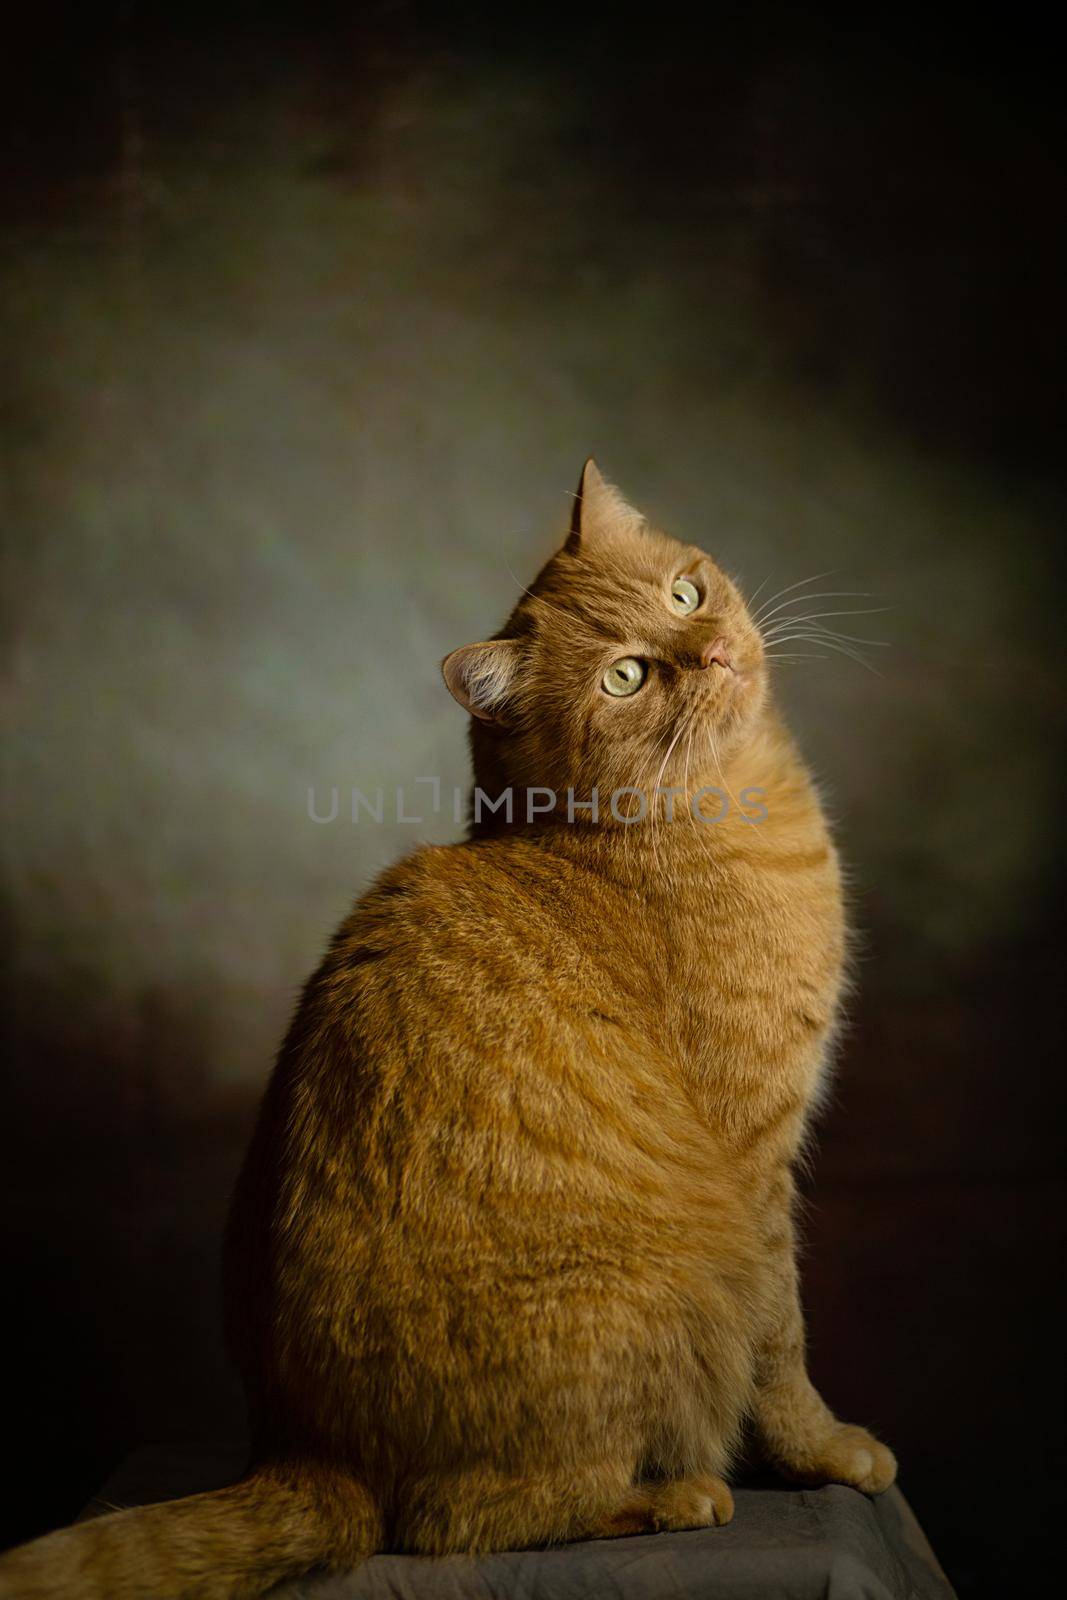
700;635;733;670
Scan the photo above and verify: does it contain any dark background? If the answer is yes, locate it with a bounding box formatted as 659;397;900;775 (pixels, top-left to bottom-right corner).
3;4;1065;1596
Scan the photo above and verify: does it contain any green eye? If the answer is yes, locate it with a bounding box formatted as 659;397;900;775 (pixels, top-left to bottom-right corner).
671;577;701;615
602;657;647;697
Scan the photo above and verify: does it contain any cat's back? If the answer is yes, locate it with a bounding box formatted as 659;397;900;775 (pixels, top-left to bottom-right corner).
227;835;755;1459
242;828;745;1283
335;833;593;1021
295;831;669;1150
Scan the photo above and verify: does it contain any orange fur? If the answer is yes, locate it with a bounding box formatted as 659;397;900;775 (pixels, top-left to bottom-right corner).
0;460;895;1598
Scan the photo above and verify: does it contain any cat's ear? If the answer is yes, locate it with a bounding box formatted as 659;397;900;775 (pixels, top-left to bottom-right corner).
566;457;642;553
441;640;522;724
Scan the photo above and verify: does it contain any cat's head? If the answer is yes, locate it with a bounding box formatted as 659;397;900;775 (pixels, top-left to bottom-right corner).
442;460;769;810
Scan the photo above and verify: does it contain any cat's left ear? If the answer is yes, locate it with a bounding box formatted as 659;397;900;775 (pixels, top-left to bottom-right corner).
566;457;643;553
441;640;522;724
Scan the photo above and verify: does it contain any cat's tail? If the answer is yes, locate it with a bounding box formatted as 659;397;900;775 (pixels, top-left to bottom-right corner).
0;1459;380;1600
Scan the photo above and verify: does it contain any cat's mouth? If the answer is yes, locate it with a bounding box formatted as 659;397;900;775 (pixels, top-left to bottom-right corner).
693;646;764;722
699;656;742;694
695;630;762;689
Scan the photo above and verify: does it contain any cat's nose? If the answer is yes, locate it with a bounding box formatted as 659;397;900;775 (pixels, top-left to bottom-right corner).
700;635;733;670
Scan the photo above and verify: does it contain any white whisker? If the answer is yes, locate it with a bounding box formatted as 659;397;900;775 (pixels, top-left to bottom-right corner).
769;622;890;647
751;571;838;625
756;590;878;629
762;605;890;630
768;632;883;675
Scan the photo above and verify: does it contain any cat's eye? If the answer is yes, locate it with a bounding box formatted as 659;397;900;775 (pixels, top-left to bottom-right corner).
602;657;647;697
671;577;701;615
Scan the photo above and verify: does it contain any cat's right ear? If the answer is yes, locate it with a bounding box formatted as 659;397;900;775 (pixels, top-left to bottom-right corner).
441;640;522;724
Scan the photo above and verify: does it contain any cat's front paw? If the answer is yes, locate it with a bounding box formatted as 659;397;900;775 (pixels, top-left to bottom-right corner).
773;1424;897;1495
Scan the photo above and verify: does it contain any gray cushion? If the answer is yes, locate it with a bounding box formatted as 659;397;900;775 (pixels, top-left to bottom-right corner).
84;1444;957;1599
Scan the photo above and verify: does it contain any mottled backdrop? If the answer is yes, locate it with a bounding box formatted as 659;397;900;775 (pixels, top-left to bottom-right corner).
3;5;1064;1596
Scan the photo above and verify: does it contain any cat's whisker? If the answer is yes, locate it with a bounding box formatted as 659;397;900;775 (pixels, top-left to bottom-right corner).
750;571;838;625
762;605;890;632
652;703;700;851
768;622;890;648
755;589;875;628
645;719;684;855
761;619;889;661
768;617;887;651
619;715;678;874
750;570;837;624
768;632;883;675
647;712;692;869
683;718;701;840
705;721;756;843
628;735;662;872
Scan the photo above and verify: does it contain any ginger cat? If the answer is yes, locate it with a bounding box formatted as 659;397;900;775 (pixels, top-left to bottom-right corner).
0;461;895;1599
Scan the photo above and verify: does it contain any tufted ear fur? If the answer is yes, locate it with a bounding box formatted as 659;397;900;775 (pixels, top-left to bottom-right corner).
441;639;523;723
566;457;643;553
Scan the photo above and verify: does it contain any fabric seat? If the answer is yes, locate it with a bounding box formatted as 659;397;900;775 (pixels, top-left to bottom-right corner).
82;1443;957;1600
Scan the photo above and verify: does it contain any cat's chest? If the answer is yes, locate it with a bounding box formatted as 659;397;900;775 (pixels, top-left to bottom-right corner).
634;840;845;1092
